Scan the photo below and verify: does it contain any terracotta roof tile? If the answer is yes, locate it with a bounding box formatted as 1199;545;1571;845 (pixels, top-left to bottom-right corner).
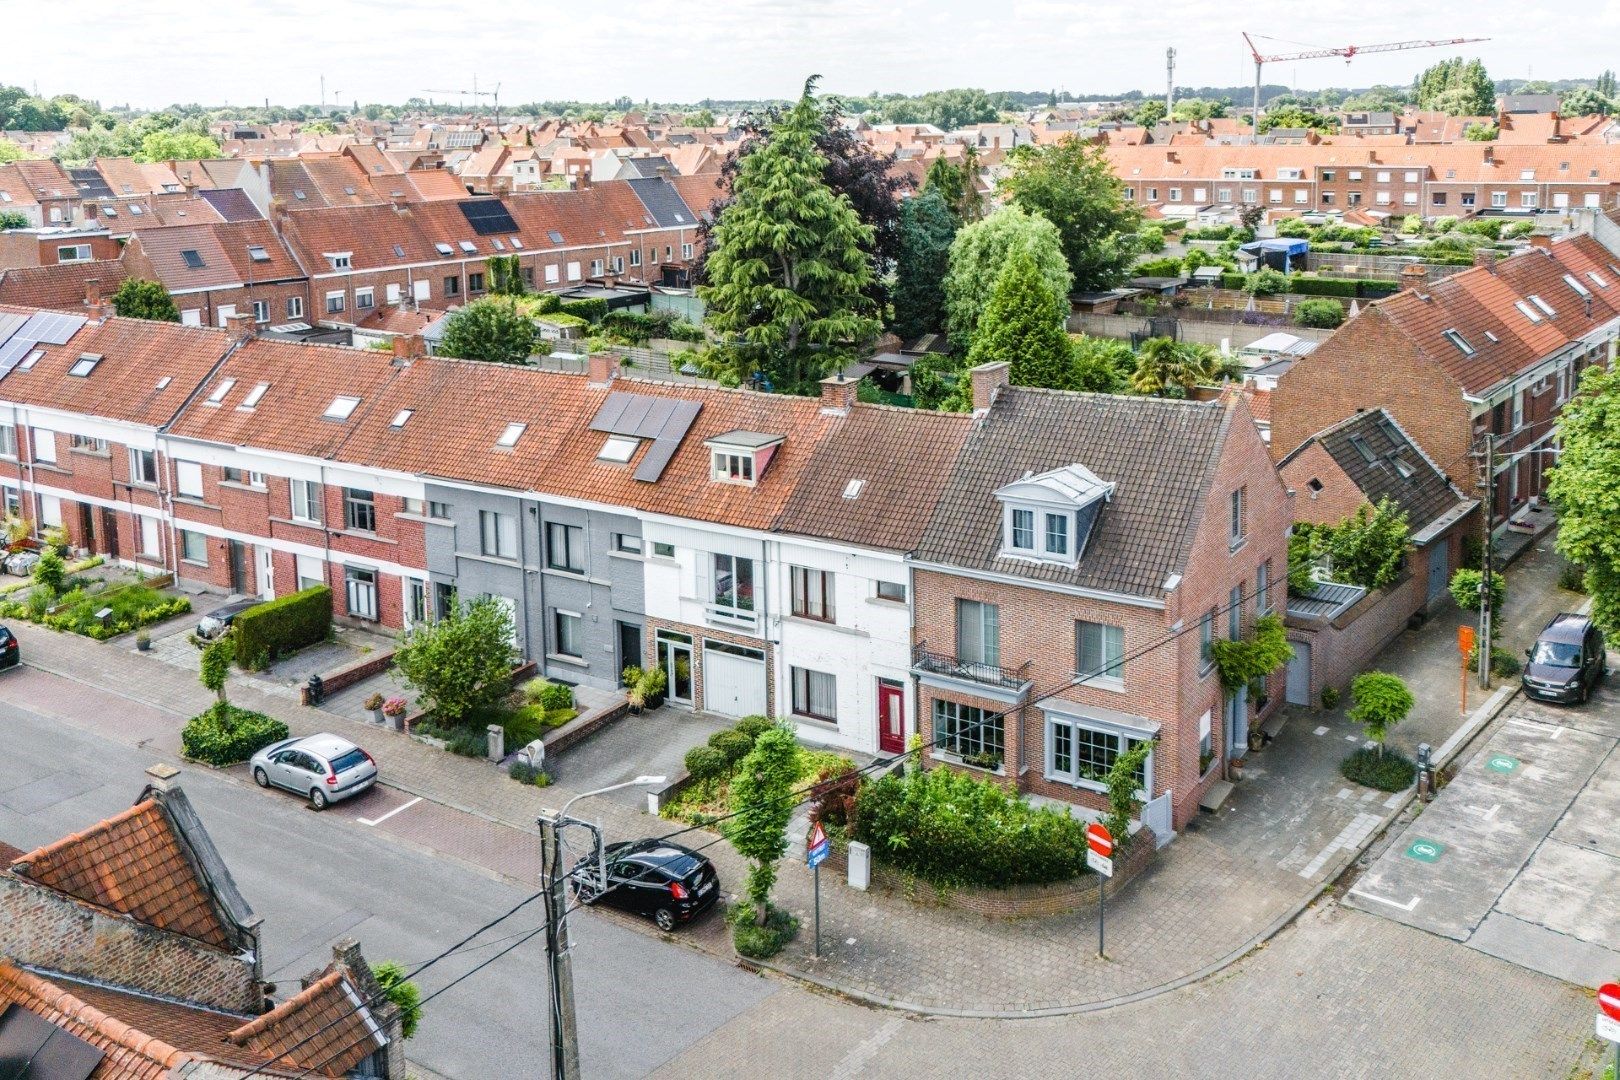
9;799;234;949
129;219;302;293
226;970;384;1077
0;260;127;312
0;963;192;1080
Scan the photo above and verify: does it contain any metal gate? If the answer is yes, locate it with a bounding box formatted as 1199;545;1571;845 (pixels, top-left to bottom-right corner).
1141;791;1174;848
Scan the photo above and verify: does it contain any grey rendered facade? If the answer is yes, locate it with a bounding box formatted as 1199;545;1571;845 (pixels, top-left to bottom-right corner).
423;481;647;691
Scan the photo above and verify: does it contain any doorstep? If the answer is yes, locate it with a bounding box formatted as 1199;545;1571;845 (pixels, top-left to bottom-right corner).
1199;779;1235;813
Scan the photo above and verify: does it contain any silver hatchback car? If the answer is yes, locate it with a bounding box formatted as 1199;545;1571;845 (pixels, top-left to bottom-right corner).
250;733;378;810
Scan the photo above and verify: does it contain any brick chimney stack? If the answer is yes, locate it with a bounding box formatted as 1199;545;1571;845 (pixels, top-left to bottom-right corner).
819;372;859;416
391;333;425;364
1399;264;1428;292
84;277;102;310
225;311;256;342
1474;248;1497;272
586;351;618;386
145;762;181;793
969;361;1010;413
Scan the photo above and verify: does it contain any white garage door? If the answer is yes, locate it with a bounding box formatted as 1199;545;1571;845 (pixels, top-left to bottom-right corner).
703;642;767;718
1286;641;1312;706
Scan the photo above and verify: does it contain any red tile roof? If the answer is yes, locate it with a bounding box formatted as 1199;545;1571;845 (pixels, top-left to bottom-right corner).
0;962;191;1080
127;219;303;293
225;969;385;1077
0;259;127;312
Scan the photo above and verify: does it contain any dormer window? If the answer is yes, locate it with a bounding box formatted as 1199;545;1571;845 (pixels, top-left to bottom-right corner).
705;431;784;487
995;463;1114;568
326;252;352;271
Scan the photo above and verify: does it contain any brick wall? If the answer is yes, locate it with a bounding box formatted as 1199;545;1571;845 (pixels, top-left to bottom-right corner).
0;874;261;1013
642;617;773;716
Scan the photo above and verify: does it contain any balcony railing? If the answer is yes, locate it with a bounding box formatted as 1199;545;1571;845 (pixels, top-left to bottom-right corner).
911;643;1029;691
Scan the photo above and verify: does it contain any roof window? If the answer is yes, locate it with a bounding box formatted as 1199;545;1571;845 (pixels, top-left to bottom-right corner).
240;382;270;409
180;249;205;269
343;185;356;195
18;349;43;371
1349;434;1378;463
389;408;414;428
326;252;352;270
392;244;406;259
1441;329;1475;356
1529;295;1556;317
1514;300;1543;323
597;435;639;463
206;377;237;404
293;189;307;200
459;240;478;254
156;375;172;390
491;238;505;251
496;421;526;448
1484;331;1499;343
434;242;454;256
130;204;142;215
323;395;361;420
510;237;524;249
1563;274;1592;299
842;479;865;500
67;353;101;377
547;230;564;244
247;244;270;262
1589;270;1610;289
1392;454;1416;479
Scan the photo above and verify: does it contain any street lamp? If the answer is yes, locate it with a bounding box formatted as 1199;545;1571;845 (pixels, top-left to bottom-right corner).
540;774;666;1080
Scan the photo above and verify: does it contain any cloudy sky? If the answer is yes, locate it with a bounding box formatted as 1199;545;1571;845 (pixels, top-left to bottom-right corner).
13;0;1612;108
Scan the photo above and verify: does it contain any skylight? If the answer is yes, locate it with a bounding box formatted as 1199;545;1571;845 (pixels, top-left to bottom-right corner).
294;189;307;200
206;378;236;404
247;245;270;262
1529;295;1556;317
510;237;524;249
842;479;865;500
1349;434;1378;463
1514;300;1543;323
18;349;43;371
390;409;414;428
547;230;564;244
597;435;639;462
130;204;142;215
343;185;356;195
323;395;361;420
240;382;269;409
156;375;172;390
1562;273;1592;299
180;249;205;269
459;240;478;253
392;244;406;258
435;242;454;256
1441;329;1475;356
496;422;526;447
1589;271;1610;289
1484;331;1499;342
1392;455;1416;479
492;238;505;251
67;353;101;377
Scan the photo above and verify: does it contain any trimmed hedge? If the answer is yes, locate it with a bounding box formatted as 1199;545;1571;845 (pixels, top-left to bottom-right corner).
233;585;332;669
1288;276;1358;298
1340;747;1416;792
558;298;608;322
182;703;289;766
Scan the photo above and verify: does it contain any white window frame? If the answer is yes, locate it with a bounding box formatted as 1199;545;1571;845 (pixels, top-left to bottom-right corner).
175;460;203;499
128;447;157;486
1075;619;1125;688
180;529;208;565
30;428;55;465
344;565;379;621
1044;709;1153;798
286;296;304;319
0;423;15;459
290;479;321;524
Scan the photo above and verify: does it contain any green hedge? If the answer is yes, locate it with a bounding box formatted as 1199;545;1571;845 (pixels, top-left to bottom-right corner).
1340;747;1416;792
558;298;608;322
1220;271;1247;290
233;585;332;669
1288;276;1358;298
182;703;289;766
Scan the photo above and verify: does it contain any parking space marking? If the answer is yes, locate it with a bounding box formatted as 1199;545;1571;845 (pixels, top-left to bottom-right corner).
1297;811;1381;879
358;796;421;826
1348;886;1421;912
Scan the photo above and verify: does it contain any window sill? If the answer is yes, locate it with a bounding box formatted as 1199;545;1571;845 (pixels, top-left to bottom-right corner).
1044;771;1107;795
219;481;267;494
337;529;394;545
609;550;645;562
543;565;586;577
270;515;324;530
1076;675;1126;694
1228;537;1248;555
1199;661;1215;680
463;551;521;568
869;596;907;608
934;751;1005;777
68;448;110;459
174;497;220;511
394;512;437;524
180;558;209;568
791;711;840;729
28;462;68;476
546;653;588;668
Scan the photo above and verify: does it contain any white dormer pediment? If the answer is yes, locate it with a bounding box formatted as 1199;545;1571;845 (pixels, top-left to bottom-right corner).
994;463;1114;509
994;463;1114;567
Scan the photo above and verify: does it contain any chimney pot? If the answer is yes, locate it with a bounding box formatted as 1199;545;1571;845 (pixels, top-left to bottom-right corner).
1474;248;1497;272
969;361;1011;413
84;277;101;309
145;763;181;792
225;311;256;342
1400;264;1428;291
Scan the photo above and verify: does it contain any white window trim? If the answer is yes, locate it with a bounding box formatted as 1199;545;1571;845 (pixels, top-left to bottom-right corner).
1043;708;1154;799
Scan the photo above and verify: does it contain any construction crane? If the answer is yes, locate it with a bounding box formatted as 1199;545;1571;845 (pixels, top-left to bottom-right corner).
422;77;503;128
1240;34;1490;129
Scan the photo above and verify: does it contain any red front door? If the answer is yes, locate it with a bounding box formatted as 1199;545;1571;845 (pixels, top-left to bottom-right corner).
877;680;906;754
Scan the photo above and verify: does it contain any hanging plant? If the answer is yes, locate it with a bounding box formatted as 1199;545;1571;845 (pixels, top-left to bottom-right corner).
1210;613;1294;698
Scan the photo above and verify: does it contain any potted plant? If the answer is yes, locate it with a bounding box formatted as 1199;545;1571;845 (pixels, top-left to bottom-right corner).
622;665;646;713
136;629;151;652
382;696;407;730
363;692;385;724
639;665;668;711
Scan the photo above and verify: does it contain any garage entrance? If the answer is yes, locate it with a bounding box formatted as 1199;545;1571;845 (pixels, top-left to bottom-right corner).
702;640;767;718
1285;641;1312;705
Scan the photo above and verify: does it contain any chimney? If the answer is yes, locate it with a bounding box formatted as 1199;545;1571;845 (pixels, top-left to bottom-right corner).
1400;264;1428;291
1165;150;1178;163
389;190;409;211
84;277;101;309
225;311;256;342
1528;234;1553;251
391;333;424;364
969;361;1010;413
1482;144;1494;166
145;762;181;794
1366;150;1378;164
1474;248;1497;272
819;372;858;416
586;351;618;386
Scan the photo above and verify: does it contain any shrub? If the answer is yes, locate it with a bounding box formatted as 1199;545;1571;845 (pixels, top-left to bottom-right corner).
1295;298;1345;329
1245;267;1289;296
1340;747;1416;792
729;904;798;958
709;728;754;766
732;715;776;743
808;761;859;835
508;760;550;786
504;706;545;749
683;745;728;782
1287;276;1359;298
363;692;385;711
1449;568;1505;613
1132;257;1182;278
1558;561;1587;593
372;961;422;1040
520;677;552;705
443;727;488;757
558;298;608;322
32;548;64;595
1321;685;1341;710
1467;644;1522;678
852;766;1090;888
1138;224;1165;253
233;586;332;669
537;681;574;711
181;703;288;766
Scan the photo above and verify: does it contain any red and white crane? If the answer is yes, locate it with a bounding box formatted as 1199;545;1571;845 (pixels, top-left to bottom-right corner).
1240;33;1491;129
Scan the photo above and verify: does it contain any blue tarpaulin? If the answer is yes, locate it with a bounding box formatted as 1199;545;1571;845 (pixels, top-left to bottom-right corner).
1239;238;1309;272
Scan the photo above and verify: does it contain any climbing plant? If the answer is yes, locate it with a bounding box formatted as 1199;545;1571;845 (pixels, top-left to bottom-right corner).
1209;613;1293;698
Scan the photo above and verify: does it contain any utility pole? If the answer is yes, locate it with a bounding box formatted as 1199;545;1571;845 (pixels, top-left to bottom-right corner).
1478;433;1495;689
1166;47;1176;116
538;813;581;1080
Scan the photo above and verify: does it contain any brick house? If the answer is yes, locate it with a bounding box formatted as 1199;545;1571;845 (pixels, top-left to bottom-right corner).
1271;235;1620;534
122;219;311;329
0;764;405;1078
1277;408;1478;704
909;364;1290;832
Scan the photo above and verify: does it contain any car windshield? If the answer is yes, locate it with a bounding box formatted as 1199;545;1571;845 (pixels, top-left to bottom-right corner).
329;748;369;773
1531;640;1581;668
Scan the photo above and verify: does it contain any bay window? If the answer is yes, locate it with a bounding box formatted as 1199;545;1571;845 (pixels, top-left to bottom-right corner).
1046;711;1153;794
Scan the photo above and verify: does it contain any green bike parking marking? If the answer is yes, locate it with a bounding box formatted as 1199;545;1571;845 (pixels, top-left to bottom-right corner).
1405;839;1446;863
1485;754;1520;775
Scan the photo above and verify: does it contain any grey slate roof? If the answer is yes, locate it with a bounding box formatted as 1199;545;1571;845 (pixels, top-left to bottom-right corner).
198;187;263;222
913;387;1232;599
1278;408;1469;538
626;176;697;229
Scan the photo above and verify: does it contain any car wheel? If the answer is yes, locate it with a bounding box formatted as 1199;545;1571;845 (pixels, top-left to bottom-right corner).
253;767;270;788
653;907;676;932
309;788;328;811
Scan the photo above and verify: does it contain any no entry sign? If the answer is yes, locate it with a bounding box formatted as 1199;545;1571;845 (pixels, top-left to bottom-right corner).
1598;983;1620;1044
1086;822;1114;878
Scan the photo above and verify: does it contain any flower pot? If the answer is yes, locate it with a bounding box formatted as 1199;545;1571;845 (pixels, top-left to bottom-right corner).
136;639;151;652
370;708;384;724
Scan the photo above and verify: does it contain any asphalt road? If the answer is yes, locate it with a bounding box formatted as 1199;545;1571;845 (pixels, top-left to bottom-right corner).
0;695;777;1080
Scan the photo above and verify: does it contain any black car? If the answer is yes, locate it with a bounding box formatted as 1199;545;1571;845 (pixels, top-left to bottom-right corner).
1522;612;1607;704
570;838;720;932
0;625;17;671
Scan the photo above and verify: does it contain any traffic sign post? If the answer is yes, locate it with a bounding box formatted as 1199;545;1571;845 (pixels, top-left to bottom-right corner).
1457;625;1475;714
806;822;830;958
1086;822;1114;959
1597;983;1620;1078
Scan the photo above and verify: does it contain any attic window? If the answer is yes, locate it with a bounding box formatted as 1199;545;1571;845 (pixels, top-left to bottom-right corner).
547;230;564;244
156;375;172;390
389;408;413;428
1514;300;1543;323
1589;270;1610;289
496;422;527;448
392;244;406;259
323;395;361;420
435;242;454;256
1529;295;1556;317
1349;434;1378;463
67;353;101;377
1563;273;1592;299
842;479;865;500
491;238;505;251
18;349;43;371
459;240;478;253
327;252;352;270
1484;331;1500;343
240;382;269;409
343;185;356;195
1306;477;1324;493
206;377;237;404
1392;454;1416;479
705;431;784;486
597;435;639;462
510;237;524;249
103;206;117;217
294;189;307;200
1441;329;1476;356
180;249;205;269
130;204;142;215
993;463;1113;567
248;244;270;262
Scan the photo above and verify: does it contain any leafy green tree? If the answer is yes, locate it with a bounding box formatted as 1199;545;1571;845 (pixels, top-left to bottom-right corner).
1599;70;1617;98
1560;87;1614;117
1320;499;1411;590
372;961;422;1039
1133;100;1167;127
698;78;879;390
1245;267;1289;295
111;278;181;322
1067;335;1135;393
486;254;527;296
1294;297;1345;329
725;723;799;925
684;108;716;127
891;190;957;341
1415;57;1495;116
1549;364;1620;632
1171;98;1229;122
1258;106;1338;134
999;136;1141;291
201;637;233;705
881;88;1000;130
438;297;538;365
135;130;221;162
32;547;64;596
301;119;337;135
1104;739;1156;851
0;141;28;164
1449;566;1506;615
394;594;517;726
943;206;1069;352
0;210;27;230
1347;671;1413;759
965;247;1071;388
1129;338;1232;396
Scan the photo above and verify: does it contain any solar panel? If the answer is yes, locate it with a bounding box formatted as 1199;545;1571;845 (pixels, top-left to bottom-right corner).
616;394;655;436
588;392;702;482
0;336;35;378
0;311;28;348
589;391;632;432
459;199;519;237
20;311;86;345
0;1003;106;1080
634;400;701;483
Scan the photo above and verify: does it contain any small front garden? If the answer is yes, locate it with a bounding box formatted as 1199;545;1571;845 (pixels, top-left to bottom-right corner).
180;637;288;766
663;715;852;825
0;546;187;640
1340;671;1417;792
